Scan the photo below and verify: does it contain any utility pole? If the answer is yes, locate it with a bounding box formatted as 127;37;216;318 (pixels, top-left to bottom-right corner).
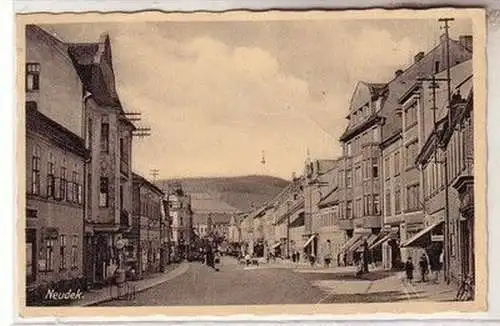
438;17;454;285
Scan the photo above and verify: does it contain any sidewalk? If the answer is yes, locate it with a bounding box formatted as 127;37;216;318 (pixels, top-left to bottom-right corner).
404;277;457;302
73;263;189;306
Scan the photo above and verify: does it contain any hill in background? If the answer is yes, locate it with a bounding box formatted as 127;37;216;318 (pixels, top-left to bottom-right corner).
158;175;290;214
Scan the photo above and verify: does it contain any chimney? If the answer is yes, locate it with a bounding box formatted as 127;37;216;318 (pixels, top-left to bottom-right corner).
395;69;404;78
414;51;425;63
459;35;473;52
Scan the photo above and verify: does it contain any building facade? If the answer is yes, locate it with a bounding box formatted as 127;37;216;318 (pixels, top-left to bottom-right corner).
337;81;386;265
125;173;165;277
166;184;193;257
408;59;473;287
378;34;472;270
25;26;89;299
68;33;136;286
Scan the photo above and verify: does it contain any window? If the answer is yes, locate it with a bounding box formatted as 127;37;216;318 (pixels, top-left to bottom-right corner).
346;201;353;219
71;235;78;268
355;198;362;218
394;151;400;176
60;164;67;201
40;238;55;272
101;122;109;153
407;183;420;212
373;194;381;215
385;190;391;216
385;157;391;179
372;158;379;178
119;185;124;211
87;118;93;150
99;177;109;207
59;235;66;270
26;63;40;91
435;61;440;73
405;102;418;128
30;146;41;195
364;195;372;215
395;189;401;214
346;143;352;156
405;141;418;169
355;166;361;185
373;127;380;142
46;152;55;198
346;169;352;188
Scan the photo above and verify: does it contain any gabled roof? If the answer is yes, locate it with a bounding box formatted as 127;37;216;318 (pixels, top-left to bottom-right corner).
68;33;123;109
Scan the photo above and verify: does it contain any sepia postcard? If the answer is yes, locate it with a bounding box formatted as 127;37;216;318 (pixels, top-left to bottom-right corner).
16;8;487;318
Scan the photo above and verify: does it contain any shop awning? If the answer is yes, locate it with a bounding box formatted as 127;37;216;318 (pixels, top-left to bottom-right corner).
339;234;362;253
400;220;444;248
356;234;378;252
270;242;281;249
303;234;317;249
369;231;398;250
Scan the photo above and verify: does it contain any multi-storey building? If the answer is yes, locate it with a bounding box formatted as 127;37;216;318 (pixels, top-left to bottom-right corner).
126;173;165;277
337;82;386;265
68;33;137;286
272;176;304;259
314;159;347;266
376;34;472;270
228;212;245;244
406;59;473;286
303;159;337;260
166;184;193;257
25;25;89;300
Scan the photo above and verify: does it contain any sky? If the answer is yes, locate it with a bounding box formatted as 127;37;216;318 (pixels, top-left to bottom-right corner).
42;17;472;180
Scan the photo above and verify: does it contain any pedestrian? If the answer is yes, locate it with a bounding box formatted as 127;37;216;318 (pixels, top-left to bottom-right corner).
296;252;300;263
309;253;315;267
429;250;441;283
405;257;414;283
205;244;219;271
438;250;444;282
419;254;429;282
292;251;296;263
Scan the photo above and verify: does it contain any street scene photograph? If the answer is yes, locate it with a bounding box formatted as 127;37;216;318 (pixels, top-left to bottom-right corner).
19;9;485;313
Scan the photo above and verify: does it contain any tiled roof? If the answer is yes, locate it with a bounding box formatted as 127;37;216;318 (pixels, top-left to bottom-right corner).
26;105;89;159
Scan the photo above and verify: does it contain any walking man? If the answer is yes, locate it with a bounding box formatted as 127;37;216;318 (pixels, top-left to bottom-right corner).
405;257;414;283
419;254;429;282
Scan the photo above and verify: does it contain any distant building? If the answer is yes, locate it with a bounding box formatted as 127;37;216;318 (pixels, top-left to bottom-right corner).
25;25;89;296
166;184;193;256
315;158;347;266
125;173;165;277
303;159;337;260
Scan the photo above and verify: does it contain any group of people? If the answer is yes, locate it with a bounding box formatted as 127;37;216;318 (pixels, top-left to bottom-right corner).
198;243;220;271
404;251;444;283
